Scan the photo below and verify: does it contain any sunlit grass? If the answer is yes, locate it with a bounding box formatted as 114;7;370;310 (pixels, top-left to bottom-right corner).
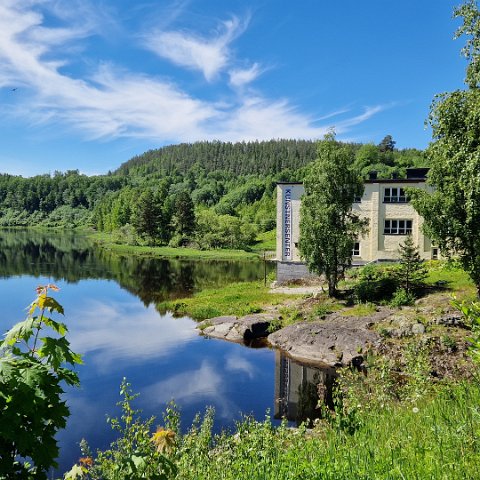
251;229;276;253
157;281;294;320
89;232;259;260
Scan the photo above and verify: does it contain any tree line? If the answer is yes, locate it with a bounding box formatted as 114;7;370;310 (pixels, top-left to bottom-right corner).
0;139;426;250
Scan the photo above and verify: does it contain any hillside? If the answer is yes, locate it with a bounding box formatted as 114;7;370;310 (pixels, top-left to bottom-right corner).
0;138;427;252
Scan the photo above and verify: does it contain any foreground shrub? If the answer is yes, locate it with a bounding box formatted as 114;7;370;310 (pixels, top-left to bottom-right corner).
389;287;416;307
0;285;81;478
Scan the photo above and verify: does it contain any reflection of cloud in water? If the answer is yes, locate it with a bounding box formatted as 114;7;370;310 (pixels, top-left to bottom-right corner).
225;352;256;379
142;360;239;419
67;300;198;372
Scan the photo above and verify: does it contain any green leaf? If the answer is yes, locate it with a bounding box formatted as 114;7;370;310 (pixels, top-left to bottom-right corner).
2;317;38;346
38;294;65;315
37;336;82;370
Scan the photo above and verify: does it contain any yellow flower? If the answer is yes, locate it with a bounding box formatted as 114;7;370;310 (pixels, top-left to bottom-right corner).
151;427;176;453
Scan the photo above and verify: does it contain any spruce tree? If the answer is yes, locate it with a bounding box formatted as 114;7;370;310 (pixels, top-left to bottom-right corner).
395;235;427;294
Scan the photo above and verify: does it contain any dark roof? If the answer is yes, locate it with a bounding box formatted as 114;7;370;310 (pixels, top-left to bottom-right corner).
364;178;426;184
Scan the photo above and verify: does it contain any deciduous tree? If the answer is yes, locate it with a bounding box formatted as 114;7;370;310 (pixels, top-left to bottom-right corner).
299;133;367;296
409;0;480;296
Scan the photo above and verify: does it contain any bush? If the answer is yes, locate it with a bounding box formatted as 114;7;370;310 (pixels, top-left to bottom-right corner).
390;288;416;307
353;265;397;302
65;379;177;480
0;285;81;478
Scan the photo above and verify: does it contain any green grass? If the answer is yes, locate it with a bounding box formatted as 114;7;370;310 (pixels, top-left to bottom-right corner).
425;260;476;297
171;379;480;479
89;232;260;260
158;281;294;320
251;229;276;253
81;373;480;480
340;302;377;317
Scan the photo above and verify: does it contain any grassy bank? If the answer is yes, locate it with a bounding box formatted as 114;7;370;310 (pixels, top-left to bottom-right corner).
158;280;295;320
89;231;262;260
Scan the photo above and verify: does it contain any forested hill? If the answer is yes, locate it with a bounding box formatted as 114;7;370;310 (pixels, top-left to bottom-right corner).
0;137;426;251
115;140;319;178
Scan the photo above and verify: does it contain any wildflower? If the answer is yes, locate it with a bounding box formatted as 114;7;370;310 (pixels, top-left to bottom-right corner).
151;427;176;453
412;407;419;414
79;456;94;467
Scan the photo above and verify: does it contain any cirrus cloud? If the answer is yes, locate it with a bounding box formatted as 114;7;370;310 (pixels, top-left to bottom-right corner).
0;0;387;150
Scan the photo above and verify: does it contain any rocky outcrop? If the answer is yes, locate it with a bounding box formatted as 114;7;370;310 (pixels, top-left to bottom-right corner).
198;314;277;343
267;309;391;367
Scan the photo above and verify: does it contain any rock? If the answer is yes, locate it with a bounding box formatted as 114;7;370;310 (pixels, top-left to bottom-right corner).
198;313;277;343
434;312;465;328
411;323;426;335
267;317;381;368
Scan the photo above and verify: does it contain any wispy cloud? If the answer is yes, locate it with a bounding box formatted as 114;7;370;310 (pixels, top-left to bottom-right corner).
145;15;249;81
0;1;386;149
229;62;263;88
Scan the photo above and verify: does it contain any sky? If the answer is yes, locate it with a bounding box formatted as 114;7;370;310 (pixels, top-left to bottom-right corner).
0;0;468;177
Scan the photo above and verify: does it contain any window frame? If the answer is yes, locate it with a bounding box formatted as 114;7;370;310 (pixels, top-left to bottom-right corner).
352;241;360;256
384;219;412;235
383;187;407;203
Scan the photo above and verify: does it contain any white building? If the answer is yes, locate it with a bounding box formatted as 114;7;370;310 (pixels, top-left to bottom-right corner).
276;168;436;282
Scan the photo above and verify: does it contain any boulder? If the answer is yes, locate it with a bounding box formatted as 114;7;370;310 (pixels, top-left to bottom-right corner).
198;314;277;343
434;312;465;328
268;316;383;367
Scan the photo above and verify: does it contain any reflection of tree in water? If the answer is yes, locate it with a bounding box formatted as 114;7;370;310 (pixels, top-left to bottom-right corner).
0;229;271;306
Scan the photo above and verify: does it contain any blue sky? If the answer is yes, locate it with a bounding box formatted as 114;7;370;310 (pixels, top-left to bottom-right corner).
0;0;466;176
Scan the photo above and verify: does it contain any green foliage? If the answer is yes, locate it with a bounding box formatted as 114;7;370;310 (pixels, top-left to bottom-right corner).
65;379;177;480
170;377;480;479
0;285;81;478
352;264;397;302
394;234;428;294
171;191;195;242
389;287;416;307
409;1;480;296
452;298;480;362
299;133;368;296
194;209;256;250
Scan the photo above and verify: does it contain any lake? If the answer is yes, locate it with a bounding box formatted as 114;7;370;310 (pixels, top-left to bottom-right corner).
0;230;329;475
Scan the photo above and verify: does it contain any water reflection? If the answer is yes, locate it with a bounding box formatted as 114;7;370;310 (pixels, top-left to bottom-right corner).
0;230;330;474
0;228;273;305
274;352;336;425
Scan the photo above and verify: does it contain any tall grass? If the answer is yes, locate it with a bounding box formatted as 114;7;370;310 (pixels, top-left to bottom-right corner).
174;378;480;479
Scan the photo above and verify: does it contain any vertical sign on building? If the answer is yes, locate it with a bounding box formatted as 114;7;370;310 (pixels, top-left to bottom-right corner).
283;187;292;260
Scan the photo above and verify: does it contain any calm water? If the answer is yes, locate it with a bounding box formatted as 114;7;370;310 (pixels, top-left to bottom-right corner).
0;230;328;474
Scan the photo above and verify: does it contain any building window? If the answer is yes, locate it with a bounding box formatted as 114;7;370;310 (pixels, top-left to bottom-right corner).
383;187;407;203
432;247;439;260
352;242;360;256
384;219;412;235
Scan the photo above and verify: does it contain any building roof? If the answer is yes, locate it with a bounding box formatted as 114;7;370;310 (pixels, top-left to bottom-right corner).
276;167;429;186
